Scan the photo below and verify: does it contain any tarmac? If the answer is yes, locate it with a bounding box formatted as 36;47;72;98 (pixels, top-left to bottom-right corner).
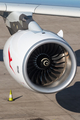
0;14;80;120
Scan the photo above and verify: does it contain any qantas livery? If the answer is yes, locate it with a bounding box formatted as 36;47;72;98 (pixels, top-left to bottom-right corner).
0;0;79;93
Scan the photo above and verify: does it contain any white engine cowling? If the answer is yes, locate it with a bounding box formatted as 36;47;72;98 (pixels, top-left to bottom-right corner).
3;30;77;93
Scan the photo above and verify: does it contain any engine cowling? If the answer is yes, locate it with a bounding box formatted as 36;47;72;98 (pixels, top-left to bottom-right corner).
3;30;77;93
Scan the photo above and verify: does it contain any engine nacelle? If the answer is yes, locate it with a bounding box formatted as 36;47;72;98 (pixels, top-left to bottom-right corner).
3;30;77;93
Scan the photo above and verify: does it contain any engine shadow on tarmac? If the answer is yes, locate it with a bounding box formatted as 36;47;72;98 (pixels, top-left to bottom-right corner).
56;82;80;113
0;49;3;61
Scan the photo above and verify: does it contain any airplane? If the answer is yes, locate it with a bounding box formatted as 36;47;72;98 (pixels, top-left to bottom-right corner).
0;0;78;93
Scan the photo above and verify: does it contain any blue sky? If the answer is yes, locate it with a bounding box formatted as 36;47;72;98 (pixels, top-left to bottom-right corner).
0;0;80;7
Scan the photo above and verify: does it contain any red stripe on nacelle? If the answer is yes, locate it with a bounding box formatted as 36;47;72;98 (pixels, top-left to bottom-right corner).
8;47;15;73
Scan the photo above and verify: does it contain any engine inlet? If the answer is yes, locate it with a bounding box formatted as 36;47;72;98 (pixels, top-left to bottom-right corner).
27;43;68;86
23;39;76;93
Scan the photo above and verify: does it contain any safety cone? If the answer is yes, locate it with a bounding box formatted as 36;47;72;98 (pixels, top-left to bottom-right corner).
9;90;13;101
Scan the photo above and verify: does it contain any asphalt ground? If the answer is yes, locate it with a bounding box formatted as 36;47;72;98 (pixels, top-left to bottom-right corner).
0;14;80;120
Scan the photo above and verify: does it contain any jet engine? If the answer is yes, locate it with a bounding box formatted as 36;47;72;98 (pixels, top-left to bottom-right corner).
3;28;77;94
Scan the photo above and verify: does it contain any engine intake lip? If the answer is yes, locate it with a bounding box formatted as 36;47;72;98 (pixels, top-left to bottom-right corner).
23;39;77;93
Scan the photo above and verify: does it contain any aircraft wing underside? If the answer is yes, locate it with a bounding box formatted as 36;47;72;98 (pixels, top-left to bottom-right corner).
0;1;80;17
